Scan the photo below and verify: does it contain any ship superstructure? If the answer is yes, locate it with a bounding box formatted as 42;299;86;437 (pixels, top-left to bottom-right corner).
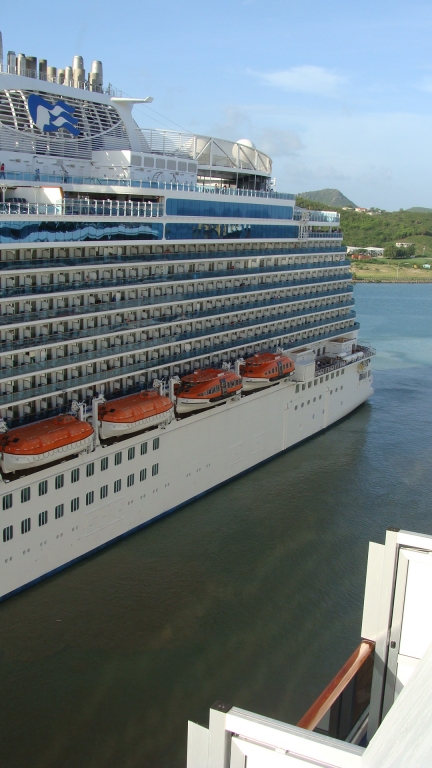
0;36;374;600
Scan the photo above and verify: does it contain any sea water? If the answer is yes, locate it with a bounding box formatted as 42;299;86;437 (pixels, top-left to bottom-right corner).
0;283;431;768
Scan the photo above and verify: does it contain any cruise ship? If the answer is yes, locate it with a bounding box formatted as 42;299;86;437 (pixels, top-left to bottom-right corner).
0;35;374;601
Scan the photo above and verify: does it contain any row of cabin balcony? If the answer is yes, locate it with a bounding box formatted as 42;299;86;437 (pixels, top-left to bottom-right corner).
1;320;357;427
0;301;355;381
0;258;350;300
0;272;352;329
0;242;347;266
0;285;353;354
0;250;347;280
0;314;358;410
0;278;353;337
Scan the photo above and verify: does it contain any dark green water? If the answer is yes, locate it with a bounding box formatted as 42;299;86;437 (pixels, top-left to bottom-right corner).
1;284;432;768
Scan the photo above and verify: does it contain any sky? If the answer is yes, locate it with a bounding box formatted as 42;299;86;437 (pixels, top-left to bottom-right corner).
1;0;432;209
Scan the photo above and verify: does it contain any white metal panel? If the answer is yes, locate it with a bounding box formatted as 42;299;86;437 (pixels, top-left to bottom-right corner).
187;722;209;768
361;542;385;641
226;709;363;768
398;552;432;658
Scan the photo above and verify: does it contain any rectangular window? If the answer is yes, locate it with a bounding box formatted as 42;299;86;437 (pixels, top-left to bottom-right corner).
114;452;122;466
2;493;12;511
38;510;48;526
86;462;95;478
127;473;134;488
140;468;147;482
140;442;148;455
71;468;80;483
39;480;48;496
114;479;121;493
55;474;64;490
71;497;79;512
21;487;31;503
86;491;94;506
100;485;108;500
3;525;13;542
21;518;31;534
153;437;160;451
55;504;64;519
152;463;159;477
128;447;135;461
101;457;108;471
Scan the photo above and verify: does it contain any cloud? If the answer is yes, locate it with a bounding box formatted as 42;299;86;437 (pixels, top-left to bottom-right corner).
256;128;303;157
253;66;346;97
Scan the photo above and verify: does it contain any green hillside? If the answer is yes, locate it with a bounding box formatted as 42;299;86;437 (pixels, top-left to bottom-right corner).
405;207;432;213
295;196;432;254
299;188;356;208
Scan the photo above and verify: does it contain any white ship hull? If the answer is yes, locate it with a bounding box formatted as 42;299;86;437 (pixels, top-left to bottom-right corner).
0;360;373;601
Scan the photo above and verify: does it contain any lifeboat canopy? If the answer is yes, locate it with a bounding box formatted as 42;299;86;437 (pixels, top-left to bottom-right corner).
0;414;93;456
98;390;174;440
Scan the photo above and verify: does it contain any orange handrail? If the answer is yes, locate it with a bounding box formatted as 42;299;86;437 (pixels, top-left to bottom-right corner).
297;640;375;731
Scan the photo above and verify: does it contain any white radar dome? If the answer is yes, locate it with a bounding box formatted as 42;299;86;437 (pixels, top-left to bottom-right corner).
237;139;256;149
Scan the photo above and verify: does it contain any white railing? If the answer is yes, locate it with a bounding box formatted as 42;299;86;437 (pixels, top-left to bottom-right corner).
0;200;163;218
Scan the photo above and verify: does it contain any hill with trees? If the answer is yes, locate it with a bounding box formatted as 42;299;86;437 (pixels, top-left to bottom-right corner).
299;188;356;208
295;196;432;255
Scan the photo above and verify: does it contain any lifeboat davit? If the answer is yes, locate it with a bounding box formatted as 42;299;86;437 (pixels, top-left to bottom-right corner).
176;368;242;413
0;414;94;474
98;390;174;440
242;352;295;391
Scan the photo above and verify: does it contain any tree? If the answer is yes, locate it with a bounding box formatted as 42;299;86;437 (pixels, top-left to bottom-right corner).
385;244;415;259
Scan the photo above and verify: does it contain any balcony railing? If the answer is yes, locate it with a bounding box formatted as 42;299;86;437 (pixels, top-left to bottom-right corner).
0;246;348;272
297;640;375;743
0;201;164;218
0;260;351;300
0;169;295;199
0;307;356;383
0;273;353;327
0;321;360;410
0;289;354;354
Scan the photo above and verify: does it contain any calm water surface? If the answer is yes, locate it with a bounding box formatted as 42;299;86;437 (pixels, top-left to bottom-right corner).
1;283;432;768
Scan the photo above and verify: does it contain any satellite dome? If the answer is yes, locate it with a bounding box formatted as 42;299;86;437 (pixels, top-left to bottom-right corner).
237;139;256;150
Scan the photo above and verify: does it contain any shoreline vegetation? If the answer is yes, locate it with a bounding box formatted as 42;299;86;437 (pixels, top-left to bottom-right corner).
350;257;432;283
294;194;432;283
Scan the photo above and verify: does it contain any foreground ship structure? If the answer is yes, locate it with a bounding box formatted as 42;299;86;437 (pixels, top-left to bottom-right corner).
0;36;374;600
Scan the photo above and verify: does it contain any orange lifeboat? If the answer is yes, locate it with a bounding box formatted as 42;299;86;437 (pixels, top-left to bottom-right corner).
176;368;242;413
242;352;295;391
98;390;174;439
0;414;94;474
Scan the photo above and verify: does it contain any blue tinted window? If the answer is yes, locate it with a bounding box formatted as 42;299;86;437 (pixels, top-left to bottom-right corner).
165;223;299;240
0;221;163;244
166;199;293;220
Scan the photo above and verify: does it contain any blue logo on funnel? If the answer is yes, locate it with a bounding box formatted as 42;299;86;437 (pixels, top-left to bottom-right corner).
28;94;79;136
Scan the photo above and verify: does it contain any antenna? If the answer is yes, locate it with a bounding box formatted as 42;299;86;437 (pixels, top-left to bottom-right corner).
0;30;3;70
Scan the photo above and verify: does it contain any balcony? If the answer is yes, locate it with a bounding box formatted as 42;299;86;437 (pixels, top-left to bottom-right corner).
0;321;360;410
0;260;351;301
0;289;354;354
0;273;353;327
297;640;375;744
0;304;356;382
0;169;294;200
0;200;164;219
0;245;347;272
